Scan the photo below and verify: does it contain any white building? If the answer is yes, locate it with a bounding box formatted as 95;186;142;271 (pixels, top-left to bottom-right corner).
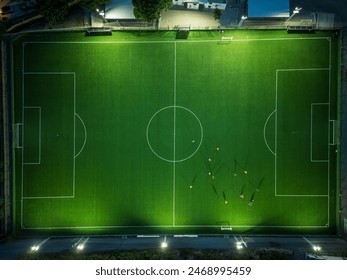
173;0;227;11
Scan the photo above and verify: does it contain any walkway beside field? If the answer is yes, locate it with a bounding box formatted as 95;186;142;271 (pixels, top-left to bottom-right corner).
159;8;219;30
340;27;347;238
1;235;347;259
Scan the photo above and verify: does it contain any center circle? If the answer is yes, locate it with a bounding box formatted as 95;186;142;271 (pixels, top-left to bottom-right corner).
146;106;203;163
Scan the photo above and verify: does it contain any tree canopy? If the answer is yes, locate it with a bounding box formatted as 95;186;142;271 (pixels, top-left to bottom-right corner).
37;0;70;25
79;0;110;11
213;8;222;20
132;0;172;22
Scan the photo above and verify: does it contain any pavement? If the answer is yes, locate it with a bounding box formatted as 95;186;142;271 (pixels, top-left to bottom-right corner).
159;8;219;30
159;0;347;29
1;0;346;262
1;235;347;259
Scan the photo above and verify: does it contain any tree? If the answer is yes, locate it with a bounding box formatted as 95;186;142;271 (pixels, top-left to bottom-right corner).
213;8;222;20
132;0;172;22
37;0;71;25
0;21;7;35
79;0;110;11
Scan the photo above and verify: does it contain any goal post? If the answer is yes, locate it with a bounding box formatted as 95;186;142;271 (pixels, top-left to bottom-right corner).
14;123;23;148
329;120;339;145
176;26;190;39
221;36;233;41
220;225;233;231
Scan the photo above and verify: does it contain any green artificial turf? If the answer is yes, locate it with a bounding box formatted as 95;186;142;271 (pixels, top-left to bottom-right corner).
11;30;339;235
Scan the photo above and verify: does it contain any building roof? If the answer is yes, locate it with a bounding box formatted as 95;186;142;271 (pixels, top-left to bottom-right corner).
199;0;226;4
248;0;289;18
105;0;135;20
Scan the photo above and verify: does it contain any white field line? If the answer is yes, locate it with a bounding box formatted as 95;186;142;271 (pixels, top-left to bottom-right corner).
310;103;329;162
21;42;25;228
21;72;76;208
327;39;332;227
24;72;75;75
276;68;330;72
21;37;334;230
22;195;74;199
275;194;329;197
23;36;331;45
23;224;329;230
173;42;177;226
263;109;276;156
73;72;76;197
275;71;278;196
74;113;87;158
275;58;332;228
22;106;41;165
275;68;330;198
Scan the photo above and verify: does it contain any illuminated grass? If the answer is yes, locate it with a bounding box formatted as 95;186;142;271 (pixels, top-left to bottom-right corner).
12;30;338;234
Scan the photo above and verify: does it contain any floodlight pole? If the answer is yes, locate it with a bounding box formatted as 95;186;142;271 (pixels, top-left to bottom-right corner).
285;7;302;23
31;237;50;251
72;236;84;248
38;237;50;246
238;16;247;28
161;235;168;248
303;237;321;251
234;235;247;249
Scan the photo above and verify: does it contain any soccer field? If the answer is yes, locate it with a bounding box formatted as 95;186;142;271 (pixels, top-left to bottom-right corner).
11;30;339;234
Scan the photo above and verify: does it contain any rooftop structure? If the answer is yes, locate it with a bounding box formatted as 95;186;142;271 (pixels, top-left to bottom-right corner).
173;0;227;11
105;0;136;20
248;0;289;18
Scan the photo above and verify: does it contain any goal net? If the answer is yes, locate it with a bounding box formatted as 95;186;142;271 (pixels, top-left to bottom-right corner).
329;120;339;145
14;123;23;148
220;225;233;231
176;26;190;39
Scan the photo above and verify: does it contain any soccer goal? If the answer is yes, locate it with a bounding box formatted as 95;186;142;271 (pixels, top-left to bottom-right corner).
86;28;112;36
176;26;190;39
14;123;23;148
221;36;233;41
329;120;339;145
220;225;233;231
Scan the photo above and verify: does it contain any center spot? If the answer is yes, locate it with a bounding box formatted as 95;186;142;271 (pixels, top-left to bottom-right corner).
146;106;203;163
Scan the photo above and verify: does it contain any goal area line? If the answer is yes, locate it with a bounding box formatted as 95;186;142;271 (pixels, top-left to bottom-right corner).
20;69;77;227
275;68;331;198
21;224;329;230
274;65;332;228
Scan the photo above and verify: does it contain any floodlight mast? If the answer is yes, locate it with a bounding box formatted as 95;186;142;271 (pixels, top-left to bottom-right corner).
303;237;321;252
238;16;248;28
234;236;247;250
73;236;89;251
285;7;302;23
161;235;168;248
30;237;50;252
